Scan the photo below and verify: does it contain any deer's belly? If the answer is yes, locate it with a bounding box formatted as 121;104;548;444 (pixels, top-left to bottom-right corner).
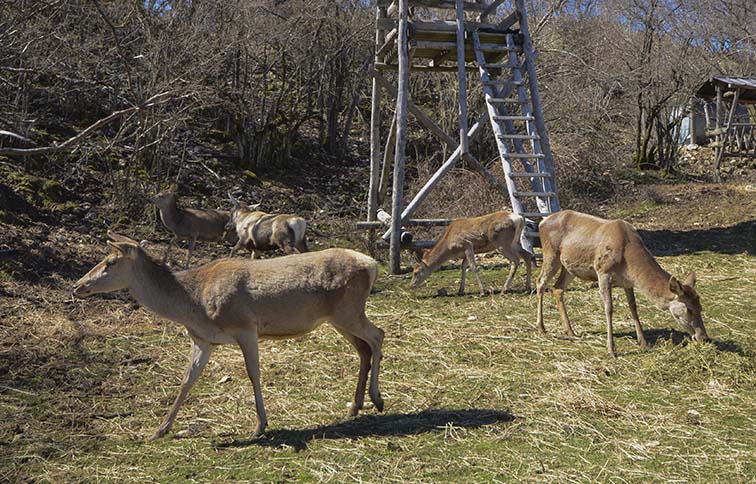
561;255;598;281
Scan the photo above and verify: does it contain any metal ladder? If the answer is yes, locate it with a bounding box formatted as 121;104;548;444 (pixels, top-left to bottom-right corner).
472;28;560;253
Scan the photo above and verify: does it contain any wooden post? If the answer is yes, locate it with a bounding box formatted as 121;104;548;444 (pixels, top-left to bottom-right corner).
367;6;387;221
713;84;724;182
688;99;697;145
455;0;469;155
713;88;740;183
390;0;410;274
378;115;397;206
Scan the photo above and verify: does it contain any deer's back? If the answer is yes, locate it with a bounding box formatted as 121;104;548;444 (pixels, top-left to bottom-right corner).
540;210;646;282
177;248;376;336
439;211;519;254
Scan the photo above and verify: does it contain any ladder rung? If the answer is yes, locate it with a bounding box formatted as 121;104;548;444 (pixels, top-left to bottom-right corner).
483;79;524;86
513;191;556;197
498;134;540;140
476;43;518;52
520;212;552;218
493;115;534;121
482;63;521;69
505;153;545;159
509;172;551;178
487;98;529;104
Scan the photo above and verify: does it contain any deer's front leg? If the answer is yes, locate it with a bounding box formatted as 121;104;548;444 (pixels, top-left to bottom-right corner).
163;235;176;264
458;257;469;296
185;237;196;269
598;273;616;358
625;288;648;349
149;339;213;441
464;245;485;296
236;329;267;438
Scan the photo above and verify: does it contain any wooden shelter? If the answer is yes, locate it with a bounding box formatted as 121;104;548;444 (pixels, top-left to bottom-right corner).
696;76;756;182
358;0;561;274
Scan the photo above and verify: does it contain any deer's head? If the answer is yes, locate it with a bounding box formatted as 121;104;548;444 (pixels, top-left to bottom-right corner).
226;193;261;230
668;272;709;343
151;183;178;208
73;232;144;298
410;250;431;289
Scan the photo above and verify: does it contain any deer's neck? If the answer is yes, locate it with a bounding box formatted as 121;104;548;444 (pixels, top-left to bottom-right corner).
127;257;205;326
158;198;183;227
627;243;675;309
422;243;453;272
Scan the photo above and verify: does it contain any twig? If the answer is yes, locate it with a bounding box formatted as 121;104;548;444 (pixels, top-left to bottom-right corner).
0;92;172;157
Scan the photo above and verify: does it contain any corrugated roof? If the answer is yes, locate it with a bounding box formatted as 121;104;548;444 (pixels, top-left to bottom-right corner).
696;76;756;103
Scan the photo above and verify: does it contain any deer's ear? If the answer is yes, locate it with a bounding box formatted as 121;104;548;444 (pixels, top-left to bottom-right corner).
168;183;178;192
683;271;696;288
107;240;140;257
107;231;138;244
669;276;685;296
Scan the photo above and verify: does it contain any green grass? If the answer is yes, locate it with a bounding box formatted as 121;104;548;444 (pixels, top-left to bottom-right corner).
1;251;755;483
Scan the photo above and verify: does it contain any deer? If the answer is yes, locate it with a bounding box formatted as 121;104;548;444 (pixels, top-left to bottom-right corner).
72;232;384;440
536;210;710;358
226;194;308;259
151;184;236;268
410;211;533;296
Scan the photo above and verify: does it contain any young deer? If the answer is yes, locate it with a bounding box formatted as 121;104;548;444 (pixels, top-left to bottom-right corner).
226;195;308;258
151;184;235;268
537;210;710;357
73;232;384;440
411;211;532;296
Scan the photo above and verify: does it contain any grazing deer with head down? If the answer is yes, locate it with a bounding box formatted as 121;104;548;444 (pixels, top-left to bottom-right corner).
151;184;235;268
536;210;710;358
72;232;384;440
411;211;533;296
226;194;308;259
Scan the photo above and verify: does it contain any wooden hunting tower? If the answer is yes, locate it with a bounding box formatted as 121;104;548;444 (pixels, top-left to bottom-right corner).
359;0;561;274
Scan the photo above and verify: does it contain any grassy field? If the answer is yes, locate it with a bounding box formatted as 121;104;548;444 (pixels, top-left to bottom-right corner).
1;231;755;483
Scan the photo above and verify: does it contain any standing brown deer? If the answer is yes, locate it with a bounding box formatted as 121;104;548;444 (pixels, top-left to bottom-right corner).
226;195;308;258
536;210;710;357
151;184;233;268
411;211;532;295
72;232;384;440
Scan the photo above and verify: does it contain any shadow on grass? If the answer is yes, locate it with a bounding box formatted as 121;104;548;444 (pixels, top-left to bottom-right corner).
214;408;515;451
639;220;756;256
609;328;747;356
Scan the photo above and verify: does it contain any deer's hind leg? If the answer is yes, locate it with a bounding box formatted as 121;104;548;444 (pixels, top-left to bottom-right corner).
236;329;268;438
335;328;373;417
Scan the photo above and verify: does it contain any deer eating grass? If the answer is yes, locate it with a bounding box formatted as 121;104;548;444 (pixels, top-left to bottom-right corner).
151;184;235;268
411;211;533;296
72;232;384;440
226;194;308;258
536;210;710;357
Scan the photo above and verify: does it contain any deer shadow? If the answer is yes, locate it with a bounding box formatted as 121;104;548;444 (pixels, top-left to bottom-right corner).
213;408;515;451
608;328;746;355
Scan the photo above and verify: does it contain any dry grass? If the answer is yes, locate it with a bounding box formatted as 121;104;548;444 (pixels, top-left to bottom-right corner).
1;224;755;483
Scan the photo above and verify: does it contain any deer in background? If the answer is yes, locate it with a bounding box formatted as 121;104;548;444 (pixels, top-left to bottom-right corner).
72;232;384;440
411;211;533;296
536;210;710;358
151;184;235;268
226;194;308;258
